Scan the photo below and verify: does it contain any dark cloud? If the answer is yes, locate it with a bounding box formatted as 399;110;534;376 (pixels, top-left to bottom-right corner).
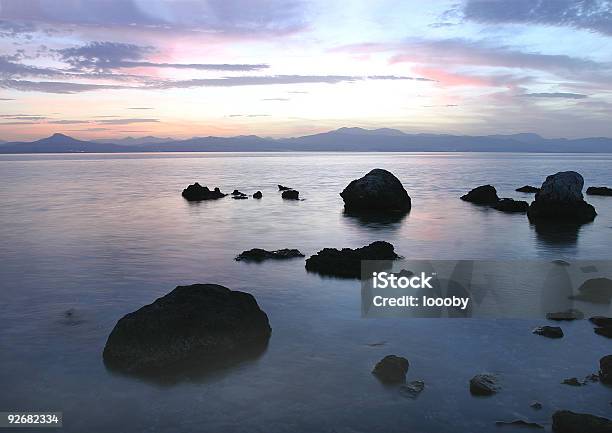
462;0;612;36
128;107;153;110
96;118;159;125
520;92;588;99
0;55;61;78
0;97;15;100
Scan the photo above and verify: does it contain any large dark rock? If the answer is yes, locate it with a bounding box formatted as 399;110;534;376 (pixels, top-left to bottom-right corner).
527;171;596;223
552;410;612;433
103;284;271;373
182;183;227;201
586;186;612;196
516;185;540;193
281;189;299;200
590;316;612;327
372;355;409;383
305;241;399;279
469;374;499;396
569;278;612;304
235;248;304;262
340;169;411;212
461;185;499;204
493;198;529;213
253;191;263;199
533;325;564;338
600;355;612;384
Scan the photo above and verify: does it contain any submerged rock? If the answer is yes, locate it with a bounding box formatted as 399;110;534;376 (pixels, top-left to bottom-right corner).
305;241;400;279
493;198;529;213
399;380;425;398
562;377;585;386
235;248;304;262
600;355;612;384
182;183;227;201
527;171;596;223
546;309;584;321
281;189;299;200
533;325;564;338
253;191;263;199
340;168;411;213
516;185;540;193
103;284;271;373
372;355;409;383
495;420;544;429
569;277;612;304
552;410;612;433
469;374;499;396
460;185;499;204
586;186;612;196
278;184;292;191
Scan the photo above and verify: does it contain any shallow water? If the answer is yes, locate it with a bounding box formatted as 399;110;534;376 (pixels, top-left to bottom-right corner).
0;152;611;432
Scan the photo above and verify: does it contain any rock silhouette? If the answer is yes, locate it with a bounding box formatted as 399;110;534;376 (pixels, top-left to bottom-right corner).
182;183;227;201
372;355;409;383
461;185;499;204
340;169;411;212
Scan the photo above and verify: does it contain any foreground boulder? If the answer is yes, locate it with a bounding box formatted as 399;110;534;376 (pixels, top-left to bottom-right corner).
461;185;499;204
469;374;499;396
182;183;227;201
516;185;540;193
569;277;612;304
527;171;596;223
552;410;612;433
586;186;612;196
305;241;399;279
600;355;612;384
533;325;563;338
372;355;409;383
281;189;299;200
340;169;411;212
493;198;529;213
235;248;304;262
103;284;271;372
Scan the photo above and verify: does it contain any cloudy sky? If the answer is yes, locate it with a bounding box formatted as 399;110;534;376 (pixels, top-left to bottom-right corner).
1;0;612;140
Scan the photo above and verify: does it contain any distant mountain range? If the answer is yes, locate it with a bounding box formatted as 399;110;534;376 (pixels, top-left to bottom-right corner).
2;128;612;153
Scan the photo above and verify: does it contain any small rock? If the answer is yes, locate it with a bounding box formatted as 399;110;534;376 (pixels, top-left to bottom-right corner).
253;191;262;199
552;260;571;266
461;185;499;204
182;183;227;201
340;168;411;212
533;326;564;338
469;374;499;396
586;186;612;196
530;401;543;410
600;355;612;385
281;189;299;200
399;380;425;398
595;326;612;338
585;373;599;383
562;377;585;386
231;190;248;199
372;355;409;383
589;316;612;327
493;198;529;213
235;248;305;262
552;410;612;433
546;309;584;321
495;420;544;429
278;184;292;191
516;185;540;193
569;278;612;304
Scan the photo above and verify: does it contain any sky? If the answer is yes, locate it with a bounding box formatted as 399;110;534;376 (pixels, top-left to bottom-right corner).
1;0;612;141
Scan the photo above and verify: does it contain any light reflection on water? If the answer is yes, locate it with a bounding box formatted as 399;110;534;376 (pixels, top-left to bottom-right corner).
0;152;611;432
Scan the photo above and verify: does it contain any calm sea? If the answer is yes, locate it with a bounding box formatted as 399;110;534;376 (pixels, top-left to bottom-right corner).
1;152;611;432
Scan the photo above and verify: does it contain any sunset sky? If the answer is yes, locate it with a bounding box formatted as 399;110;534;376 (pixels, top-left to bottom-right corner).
1;0;612;141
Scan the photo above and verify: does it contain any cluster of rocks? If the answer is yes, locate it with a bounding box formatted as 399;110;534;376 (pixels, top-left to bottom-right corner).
590;316;612;339
182;183;227;201
461;185;528;213
235;248;304;262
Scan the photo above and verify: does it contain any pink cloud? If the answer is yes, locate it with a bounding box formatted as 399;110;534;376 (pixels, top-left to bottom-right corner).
410;66;494;87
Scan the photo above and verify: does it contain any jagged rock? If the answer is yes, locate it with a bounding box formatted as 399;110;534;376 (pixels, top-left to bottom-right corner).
281;189;299;200
495;420;544;429
231;190;248;199
340;169;411;212
460;185;499;204
235;248;304;262
600;355;612;384
372;355;409;383
493;198;529;213
182;183;227;201
546;309;584;321
595;327;612;338
103;284;271;372
569;277;612;304
586;186;612;196
562;377;585;386
527;171;596;223
469;374;499;396
533;326;564;338
516;185;540;193
589;316;612;327
399;380;425;398
552;410;612;433
278;184;292;191
253;191;262;199
305;241;399;279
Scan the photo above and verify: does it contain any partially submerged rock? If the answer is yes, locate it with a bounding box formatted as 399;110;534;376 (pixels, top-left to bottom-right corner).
530;401;543;410
569;277;612;304
399;380;425;398
253;191;262;199
493;198;529;213
182;183;227;201
600;355;612;385
372;355;409;383
235;248;304;262
589;316;612;327
562;377;585;386
103;284;271;373
469;373;499;396
278;184;292;191
305;241;400;279
516;185;540;193
495;420;544;429
231;190;248;199
281;189;299;200
586;186;612;196
546;309;584;321
340;168;411;213
594;326;612;338
552;410;612;433
461;185;499;204
533;325;564;338
527;171;597;223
